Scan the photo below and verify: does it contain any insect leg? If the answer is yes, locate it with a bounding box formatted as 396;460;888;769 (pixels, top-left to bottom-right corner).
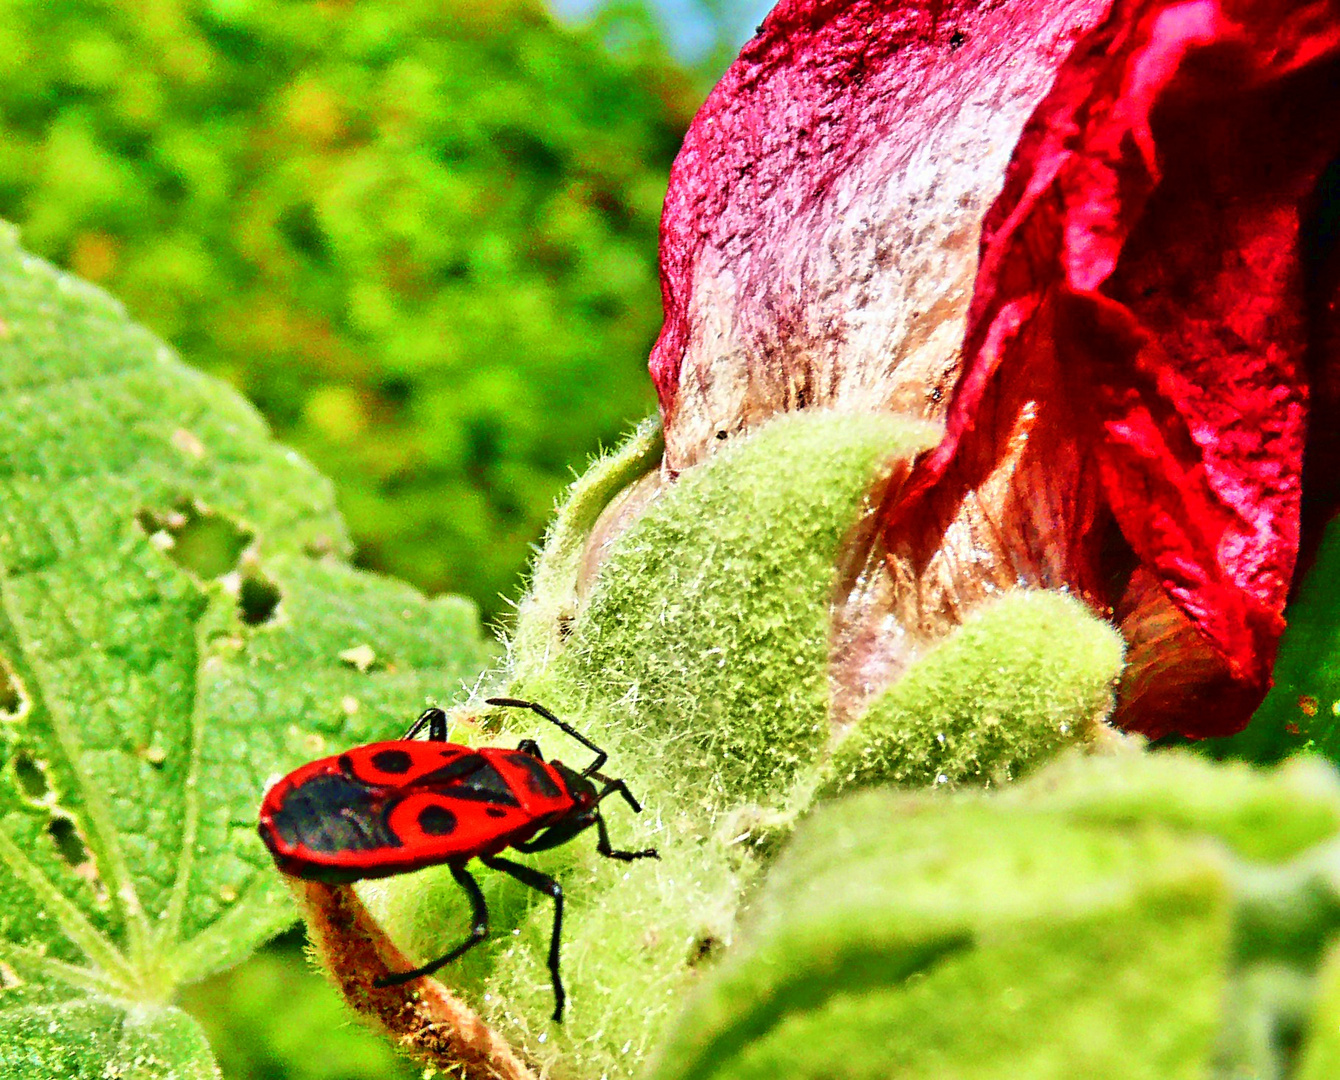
485;697;607;775
511;814;595;853
592;775;644;814
374;862;488;987
480;854;567;1022
594;809;659;862
400;707;449;742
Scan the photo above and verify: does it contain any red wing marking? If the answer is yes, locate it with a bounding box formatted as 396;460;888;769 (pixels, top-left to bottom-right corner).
342;741;484;789
386;791;538;856
501;752;563;798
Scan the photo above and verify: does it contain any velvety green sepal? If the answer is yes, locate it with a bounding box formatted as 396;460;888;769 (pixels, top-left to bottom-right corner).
509;417;664;686
363;410;941;1075
653;751;1340;1080
561;409;941;803
822;589;1125;795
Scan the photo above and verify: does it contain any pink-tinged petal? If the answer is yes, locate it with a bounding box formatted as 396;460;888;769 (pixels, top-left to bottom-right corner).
651;0;1113;471
887;0;1340;736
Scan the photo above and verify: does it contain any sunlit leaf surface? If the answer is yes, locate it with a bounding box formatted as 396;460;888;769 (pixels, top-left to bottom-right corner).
0;226;493;1076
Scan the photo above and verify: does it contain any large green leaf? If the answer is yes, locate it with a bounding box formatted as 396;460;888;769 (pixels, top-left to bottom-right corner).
0;0;698;623
180;943;418;1080
0;225;493;1076
649;751;1340;1080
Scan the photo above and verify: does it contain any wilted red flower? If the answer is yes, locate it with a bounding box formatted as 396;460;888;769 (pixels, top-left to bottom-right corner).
646;0;1340;738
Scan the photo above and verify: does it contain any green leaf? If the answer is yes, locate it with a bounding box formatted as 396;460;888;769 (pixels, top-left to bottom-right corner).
1298;940;1340;1079
180;943;418;1080
1207;518;1340;765
650;751;1340;1080
0;0;700;623
0;999;217;1080
999;750;1340;864
0;224;493;1075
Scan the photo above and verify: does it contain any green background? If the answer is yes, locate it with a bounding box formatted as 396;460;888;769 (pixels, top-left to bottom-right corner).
0;0;717;1074
0;0;702;625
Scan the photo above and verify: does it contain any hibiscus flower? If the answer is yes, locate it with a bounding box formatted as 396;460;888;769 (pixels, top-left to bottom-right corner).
647;0;1340;739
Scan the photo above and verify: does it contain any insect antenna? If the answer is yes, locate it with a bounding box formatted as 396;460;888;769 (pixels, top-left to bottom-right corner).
400;707;448;741
485;697;608;775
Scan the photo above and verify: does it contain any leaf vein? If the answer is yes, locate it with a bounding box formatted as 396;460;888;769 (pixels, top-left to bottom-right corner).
0;825;131;985
160;623;206;948
0;941;123;1000
0;584;150;960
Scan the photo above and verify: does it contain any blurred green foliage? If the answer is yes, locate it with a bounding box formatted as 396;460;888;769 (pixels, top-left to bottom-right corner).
181;933;418;1080
0;0;696;619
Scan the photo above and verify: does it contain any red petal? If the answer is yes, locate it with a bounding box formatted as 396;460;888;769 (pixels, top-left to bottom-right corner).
650;0;1113;470
888;0;1340;736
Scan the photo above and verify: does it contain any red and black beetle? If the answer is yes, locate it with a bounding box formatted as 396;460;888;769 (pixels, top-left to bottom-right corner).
257;697;658;1021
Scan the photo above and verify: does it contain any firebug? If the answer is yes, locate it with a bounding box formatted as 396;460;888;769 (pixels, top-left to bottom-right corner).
257;697;658;1021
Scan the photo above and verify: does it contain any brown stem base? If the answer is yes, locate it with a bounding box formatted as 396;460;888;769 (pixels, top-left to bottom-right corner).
293;879;538;1080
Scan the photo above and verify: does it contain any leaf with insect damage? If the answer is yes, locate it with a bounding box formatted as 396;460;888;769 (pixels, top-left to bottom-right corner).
0;224;494;1076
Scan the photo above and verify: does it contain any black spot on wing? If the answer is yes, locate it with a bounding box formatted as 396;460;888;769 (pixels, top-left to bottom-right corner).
418;804;457;836
421;754;521;807
505;753;562;798
371;748;413;774
485;807;507;819
270;773;401;854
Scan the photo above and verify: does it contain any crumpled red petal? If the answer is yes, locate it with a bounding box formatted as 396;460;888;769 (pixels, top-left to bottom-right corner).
650;0;1113;470
649;0;1340;738
886;0;1340;736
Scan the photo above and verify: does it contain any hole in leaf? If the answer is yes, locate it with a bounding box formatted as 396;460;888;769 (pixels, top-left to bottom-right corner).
45;815;107;903
688;933;722;967
136;501;253;579
0;654;27;718
239;573;281;625
47;816;90;868
338;643;379;672
13;751;49;800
